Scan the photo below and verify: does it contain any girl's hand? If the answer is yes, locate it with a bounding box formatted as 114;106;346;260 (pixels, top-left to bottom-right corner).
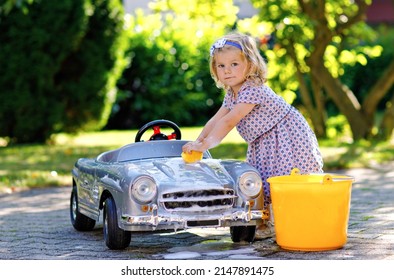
182;141;204;153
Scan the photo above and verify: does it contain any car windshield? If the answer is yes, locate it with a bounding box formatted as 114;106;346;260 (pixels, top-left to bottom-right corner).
97;140;211;163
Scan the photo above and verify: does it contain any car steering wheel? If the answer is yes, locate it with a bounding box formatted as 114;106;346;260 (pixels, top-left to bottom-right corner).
135;120;182;142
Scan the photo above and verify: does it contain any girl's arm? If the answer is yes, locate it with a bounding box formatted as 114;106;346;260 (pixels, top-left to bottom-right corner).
183;102;256;153
195;106;230;142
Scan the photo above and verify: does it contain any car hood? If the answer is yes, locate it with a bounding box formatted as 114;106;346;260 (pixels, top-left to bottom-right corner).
124;158;235;189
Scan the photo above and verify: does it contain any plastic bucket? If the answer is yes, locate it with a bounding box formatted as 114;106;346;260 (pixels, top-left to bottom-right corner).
267;168;354;251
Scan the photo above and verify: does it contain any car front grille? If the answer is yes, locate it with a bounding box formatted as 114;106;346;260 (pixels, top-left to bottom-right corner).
161;189;235;212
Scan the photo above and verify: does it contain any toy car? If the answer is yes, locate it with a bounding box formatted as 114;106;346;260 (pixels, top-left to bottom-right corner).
70;120;267;249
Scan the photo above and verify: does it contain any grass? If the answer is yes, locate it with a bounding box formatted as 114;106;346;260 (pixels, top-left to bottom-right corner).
1;127;393;193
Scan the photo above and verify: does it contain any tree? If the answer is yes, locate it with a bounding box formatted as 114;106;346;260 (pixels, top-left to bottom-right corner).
0;0;35;15
250;0;394;141
0;0;129;143
107;0;239;129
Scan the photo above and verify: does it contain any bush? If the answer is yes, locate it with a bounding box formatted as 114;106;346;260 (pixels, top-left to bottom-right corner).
0;0;129;143
106;1;238;129
342;25;394;108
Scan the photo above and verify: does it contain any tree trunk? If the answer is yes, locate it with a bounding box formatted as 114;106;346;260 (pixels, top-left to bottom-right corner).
308;58;371;140
300;0;373;140
286;41;327;137
379;94;394;140
362;58;394;121
310;75;327;138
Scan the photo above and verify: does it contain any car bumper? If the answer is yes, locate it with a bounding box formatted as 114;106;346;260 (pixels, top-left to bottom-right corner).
120;202;267;231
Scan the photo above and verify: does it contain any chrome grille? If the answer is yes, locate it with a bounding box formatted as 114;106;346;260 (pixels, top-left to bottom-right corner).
161;189;235;211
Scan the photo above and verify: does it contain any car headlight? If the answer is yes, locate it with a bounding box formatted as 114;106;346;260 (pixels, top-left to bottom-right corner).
238;172;262;198
131;176;157;204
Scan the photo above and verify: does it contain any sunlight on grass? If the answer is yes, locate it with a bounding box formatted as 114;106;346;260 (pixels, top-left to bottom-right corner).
53;127;244;147
0;127;245;192
1;127;393;193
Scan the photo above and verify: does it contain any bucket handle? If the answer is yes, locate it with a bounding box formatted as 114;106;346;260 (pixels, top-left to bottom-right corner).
290;168;353;184
323;174;333;184
291;168;334;184
290;168;300;175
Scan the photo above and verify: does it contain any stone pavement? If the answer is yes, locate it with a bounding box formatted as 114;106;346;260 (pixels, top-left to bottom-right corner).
0;162;393;260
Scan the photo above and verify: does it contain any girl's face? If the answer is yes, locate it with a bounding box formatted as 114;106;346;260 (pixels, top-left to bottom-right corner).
214;48;249;94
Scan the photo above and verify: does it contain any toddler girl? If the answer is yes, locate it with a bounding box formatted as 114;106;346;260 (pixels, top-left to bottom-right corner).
182;32;324;238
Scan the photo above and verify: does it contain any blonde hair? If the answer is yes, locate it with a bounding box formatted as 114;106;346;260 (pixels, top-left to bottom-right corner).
209;32;267;90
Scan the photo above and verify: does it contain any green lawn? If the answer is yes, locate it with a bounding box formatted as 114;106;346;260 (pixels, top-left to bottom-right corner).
1;127;393;193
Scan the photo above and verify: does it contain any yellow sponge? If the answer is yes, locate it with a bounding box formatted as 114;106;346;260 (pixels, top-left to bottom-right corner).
181;151;203;163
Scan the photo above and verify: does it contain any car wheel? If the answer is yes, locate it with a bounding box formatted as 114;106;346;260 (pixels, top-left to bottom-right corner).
230;225;256;243
103;196;131;250
70;186;96;231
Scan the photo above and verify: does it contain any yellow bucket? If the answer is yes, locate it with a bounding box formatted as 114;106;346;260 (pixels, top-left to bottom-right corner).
267;168;354;251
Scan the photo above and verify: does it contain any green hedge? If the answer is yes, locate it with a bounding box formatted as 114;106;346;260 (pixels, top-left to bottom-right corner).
0;0;128;143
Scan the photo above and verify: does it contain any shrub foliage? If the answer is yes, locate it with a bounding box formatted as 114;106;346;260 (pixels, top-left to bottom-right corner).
0;0;128;143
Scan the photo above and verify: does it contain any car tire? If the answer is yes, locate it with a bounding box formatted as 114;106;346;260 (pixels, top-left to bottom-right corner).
103;196;131;250
70;186;96;231
230;225;256;243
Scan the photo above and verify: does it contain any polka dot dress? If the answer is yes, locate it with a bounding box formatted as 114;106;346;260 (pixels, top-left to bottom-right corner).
223;82;324;206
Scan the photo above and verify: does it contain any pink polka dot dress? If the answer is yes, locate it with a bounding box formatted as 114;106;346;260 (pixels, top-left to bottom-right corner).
223;82;324;206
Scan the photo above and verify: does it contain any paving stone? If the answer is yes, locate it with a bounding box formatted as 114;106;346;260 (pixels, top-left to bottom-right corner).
0;163;393;260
